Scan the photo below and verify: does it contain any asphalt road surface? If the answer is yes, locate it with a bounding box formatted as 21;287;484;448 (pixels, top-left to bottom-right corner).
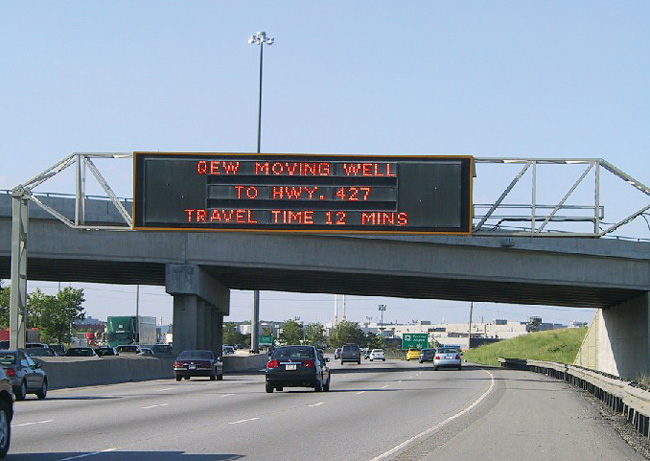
9;358;644;460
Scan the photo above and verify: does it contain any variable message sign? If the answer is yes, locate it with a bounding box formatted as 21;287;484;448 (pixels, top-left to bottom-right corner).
402;333;429;350
133;152;472;234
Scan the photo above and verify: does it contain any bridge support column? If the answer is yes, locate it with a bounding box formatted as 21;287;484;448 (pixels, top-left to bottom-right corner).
576;293;650;379
166;264;229;357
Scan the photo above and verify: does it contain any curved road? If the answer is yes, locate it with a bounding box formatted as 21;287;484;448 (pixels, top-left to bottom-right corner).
9;359;643;460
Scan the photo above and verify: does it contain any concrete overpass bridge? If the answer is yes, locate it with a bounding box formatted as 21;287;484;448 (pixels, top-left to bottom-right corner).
2;154;650;379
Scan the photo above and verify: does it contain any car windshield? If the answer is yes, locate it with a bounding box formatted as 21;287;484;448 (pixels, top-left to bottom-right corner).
274;346;315;360
178;350;213;360
439;348;458;354
151;345;172;353
0;353;16;365
372;349;383;353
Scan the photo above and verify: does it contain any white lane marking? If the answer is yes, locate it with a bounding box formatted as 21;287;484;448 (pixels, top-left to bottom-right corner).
369;369;496;461
381;385;390;389
15;419;54;427
309;402;324;407
142;403;169;409
220;393;235;398
356;391;366;395
157;387;175;392
228;417;260;425
58;448;117;460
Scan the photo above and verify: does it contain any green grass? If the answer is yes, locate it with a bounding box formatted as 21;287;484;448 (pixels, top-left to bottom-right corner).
462;328;588;366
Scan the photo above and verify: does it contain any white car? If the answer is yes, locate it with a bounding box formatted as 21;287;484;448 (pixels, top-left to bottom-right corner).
369;349;386;361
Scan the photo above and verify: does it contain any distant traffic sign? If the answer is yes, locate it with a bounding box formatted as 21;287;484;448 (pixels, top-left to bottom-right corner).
259;335;274;346
402;333;428;350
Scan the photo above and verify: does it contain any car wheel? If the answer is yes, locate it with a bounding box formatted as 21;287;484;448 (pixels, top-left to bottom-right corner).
458;365;462;371
175;376;182;381
184;376;190;380
0;398;10;459
433;366;438;371
210;373;216;381
314;379;323;392
357;360;361;364
36;379;48;400
14;381;26;401
341;361;344;365
323;378;330;392
277;387;283;391
265;383;274;393
217;373;223;381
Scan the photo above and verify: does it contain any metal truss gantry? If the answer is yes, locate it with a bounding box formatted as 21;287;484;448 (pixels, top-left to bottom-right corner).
8;153;650;348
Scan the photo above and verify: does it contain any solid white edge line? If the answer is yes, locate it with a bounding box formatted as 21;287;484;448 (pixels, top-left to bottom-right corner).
58;448;117;461
368;369;496;461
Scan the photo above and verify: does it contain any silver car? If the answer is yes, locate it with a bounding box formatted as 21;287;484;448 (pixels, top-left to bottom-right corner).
432;347;462;371
0;350;48;400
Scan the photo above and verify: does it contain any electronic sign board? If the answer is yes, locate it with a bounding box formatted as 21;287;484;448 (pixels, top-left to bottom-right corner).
133;152;472;234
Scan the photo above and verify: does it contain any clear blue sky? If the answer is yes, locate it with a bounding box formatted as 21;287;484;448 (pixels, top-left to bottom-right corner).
1;2;649;326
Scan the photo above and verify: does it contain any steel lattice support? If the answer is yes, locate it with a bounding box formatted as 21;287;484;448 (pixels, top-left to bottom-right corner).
9;191;28;349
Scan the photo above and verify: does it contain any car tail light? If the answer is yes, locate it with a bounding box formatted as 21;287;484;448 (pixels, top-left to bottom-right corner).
173;361;182;367
5;368;15;377
303;360;315;368
266;360;279;369
434;355;440;360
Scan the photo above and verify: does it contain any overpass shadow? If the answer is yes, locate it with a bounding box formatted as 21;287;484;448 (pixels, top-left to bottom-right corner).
9;452;244;460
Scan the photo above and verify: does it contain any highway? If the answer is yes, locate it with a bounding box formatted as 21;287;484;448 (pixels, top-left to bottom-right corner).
9;359;643;461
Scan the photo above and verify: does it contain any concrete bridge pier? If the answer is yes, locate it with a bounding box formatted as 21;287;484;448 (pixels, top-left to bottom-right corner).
165;264;230;357
576;293;650;379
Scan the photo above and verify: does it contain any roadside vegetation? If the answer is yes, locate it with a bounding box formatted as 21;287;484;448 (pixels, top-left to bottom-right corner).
463;328;588;366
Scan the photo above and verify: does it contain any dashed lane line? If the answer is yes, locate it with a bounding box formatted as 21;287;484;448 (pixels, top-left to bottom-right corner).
15;419;54;428
228;417;260;425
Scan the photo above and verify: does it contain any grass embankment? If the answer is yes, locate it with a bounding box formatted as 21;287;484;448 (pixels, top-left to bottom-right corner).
462;328;588;367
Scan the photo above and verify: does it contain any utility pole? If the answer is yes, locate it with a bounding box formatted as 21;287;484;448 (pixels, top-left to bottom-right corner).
468;301;474;350
248;31;274;353
378;304;386;333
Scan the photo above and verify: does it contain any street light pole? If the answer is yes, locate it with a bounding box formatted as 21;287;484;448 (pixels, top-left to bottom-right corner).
248;31;274;353
378;304;386;333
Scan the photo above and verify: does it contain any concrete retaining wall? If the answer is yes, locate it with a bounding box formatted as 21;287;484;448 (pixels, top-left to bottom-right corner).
36;353;267;389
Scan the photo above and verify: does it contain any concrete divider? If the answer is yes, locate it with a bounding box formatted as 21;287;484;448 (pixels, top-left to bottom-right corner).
35;353;267;389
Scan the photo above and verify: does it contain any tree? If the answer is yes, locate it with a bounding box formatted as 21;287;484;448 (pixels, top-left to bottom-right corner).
223;322;247;346
0;282;9;330
28;287;85;344
329;321;364;348
304;322;326;347
364;331;385;350
279;319;303;345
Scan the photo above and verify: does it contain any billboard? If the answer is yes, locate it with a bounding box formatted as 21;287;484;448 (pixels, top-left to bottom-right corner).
133;152;472;234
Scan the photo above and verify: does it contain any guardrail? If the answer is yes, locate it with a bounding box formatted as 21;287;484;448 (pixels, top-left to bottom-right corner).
498;357;650;438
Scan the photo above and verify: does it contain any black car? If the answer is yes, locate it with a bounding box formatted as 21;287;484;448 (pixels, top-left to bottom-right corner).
23;348;55;357
94;346;119;357
0;367;13;458
0;350;48;400
48;344;66;356
64;347;97;357
265;345;330;393
173;350;223;381
419;348;435;363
